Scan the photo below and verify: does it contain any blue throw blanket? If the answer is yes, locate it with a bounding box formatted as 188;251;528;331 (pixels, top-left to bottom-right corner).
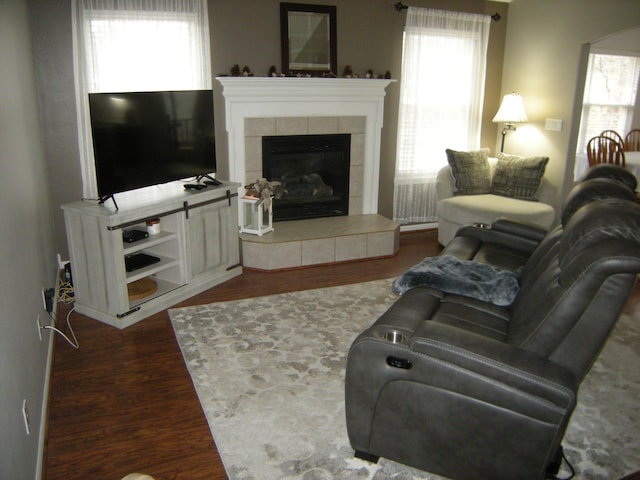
392;255;520;306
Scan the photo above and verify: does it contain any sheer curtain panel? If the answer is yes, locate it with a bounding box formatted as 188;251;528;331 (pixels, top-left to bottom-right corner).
72;0;212;198
393;7;490;224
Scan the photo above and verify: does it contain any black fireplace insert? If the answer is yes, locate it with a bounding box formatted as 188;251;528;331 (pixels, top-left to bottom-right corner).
262;134;351;222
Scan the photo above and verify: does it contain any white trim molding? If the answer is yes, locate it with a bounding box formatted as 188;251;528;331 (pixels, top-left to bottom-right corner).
216;77;394;216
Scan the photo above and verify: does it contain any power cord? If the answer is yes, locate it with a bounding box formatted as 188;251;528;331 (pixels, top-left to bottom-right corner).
546;446;575;480
42;273;79;349
57;277;75;305
43;306;79;349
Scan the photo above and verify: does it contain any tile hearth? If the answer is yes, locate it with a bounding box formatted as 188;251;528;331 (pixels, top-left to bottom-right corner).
240;214;399;271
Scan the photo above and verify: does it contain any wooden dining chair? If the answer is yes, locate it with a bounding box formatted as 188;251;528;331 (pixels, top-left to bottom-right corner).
601;129;625;146
625;129;640;151
586;135;626;167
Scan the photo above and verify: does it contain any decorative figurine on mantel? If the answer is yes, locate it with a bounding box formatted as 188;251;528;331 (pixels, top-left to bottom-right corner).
343;65;357;78
268;65;285;77
229;64;254;77
244;178;281;210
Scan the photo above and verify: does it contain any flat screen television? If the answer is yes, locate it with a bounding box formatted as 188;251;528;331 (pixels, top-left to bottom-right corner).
88;89;216;203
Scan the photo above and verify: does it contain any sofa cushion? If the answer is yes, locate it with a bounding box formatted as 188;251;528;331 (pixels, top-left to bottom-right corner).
491;153;549;200
437;194;556;230
446;148;491;195
392;255;520;306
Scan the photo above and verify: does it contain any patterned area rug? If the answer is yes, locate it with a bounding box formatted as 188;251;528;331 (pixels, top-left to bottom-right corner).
169;279;640;480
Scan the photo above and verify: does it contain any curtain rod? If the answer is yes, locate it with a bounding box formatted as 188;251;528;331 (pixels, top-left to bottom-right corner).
393;2;501;21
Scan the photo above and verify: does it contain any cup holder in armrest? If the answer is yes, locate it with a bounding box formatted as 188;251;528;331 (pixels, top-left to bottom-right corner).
381;330;408;344
473;222;491;229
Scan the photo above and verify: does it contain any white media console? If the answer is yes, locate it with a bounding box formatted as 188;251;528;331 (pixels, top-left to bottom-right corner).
62;181;242;329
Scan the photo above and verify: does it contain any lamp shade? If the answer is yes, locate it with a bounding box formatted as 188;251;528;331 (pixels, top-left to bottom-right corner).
492;93;528;123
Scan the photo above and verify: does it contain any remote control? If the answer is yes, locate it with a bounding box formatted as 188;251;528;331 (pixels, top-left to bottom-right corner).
184;184;207;191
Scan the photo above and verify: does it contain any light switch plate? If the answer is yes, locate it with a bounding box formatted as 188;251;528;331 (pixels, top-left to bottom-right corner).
545;118;563;132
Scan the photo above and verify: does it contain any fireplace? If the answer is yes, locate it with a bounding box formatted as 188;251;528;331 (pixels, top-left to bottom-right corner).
217;77;400;271
262;134;351;222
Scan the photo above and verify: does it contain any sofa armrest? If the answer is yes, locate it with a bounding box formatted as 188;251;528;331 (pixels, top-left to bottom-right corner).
536;176;557;206
409;321;577;410
491;217;548;241
450;218;547;254
436;165;456;200
348;315;577;420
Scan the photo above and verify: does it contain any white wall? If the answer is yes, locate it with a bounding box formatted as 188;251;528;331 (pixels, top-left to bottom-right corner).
498;0;640;213
0;0;58;478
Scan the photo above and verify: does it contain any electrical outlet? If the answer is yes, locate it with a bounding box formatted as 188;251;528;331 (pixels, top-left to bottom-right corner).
57;253;67;271
41;288;48;311
42;287;55;313
22;399;31;435
37;315;43;341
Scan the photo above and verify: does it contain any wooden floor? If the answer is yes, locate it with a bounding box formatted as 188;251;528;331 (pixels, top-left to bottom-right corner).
42;229;443;480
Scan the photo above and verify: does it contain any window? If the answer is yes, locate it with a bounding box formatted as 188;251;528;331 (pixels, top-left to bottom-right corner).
72;0;212;198
393;8;490;224
576;53;640;156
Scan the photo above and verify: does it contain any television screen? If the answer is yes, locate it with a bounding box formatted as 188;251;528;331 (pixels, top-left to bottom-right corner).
88;90;216;201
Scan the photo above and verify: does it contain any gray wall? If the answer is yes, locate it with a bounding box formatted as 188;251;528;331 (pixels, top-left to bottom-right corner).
29;0;83;262
29;0;508;259
0;0;58;478
498;0;640;211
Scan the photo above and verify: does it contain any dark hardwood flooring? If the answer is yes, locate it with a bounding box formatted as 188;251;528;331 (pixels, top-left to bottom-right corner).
43;229;442;480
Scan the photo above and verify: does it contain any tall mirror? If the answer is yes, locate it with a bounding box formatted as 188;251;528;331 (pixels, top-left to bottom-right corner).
280;3;337;76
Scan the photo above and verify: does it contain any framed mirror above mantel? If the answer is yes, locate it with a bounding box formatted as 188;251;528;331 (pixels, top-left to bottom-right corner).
280;2;337;76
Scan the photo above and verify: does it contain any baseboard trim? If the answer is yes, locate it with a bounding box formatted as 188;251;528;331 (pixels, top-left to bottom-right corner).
400;222;438;232
36;269;61;480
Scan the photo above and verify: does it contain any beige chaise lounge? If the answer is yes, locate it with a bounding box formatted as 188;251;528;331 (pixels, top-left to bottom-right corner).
436;155;556;246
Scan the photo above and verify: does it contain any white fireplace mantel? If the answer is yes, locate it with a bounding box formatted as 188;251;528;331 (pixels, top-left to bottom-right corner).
216;76;395;215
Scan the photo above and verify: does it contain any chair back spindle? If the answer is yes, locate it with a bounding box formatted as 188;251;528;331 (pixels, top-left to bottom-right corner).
625;129;640;151
601;129;625;146
586;135;626;167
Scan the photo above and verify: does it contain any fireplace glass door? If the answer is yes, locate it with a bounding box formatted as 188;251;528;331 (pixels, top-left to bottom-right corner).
262;134;351;222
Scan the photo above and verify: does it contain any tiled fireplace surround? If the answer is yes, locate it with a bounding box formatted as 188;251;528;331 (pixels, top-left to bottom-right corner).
217;77;399;270
244;115;366;217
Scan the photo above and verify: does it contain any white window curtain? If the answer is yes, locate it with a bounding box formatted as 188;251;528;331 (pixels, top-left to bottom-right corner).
72;0;212;198
393;7;490;224
574;52;640;179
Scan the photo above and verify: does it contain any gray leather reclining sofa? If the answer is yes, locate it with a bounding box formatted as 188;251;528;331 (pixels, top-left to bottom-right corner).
345;168;640;480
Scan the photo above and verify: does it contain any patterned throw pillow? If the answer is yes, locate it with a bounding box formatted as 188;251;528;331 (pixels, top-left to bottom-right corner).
446;148;491;195
491;153;549;200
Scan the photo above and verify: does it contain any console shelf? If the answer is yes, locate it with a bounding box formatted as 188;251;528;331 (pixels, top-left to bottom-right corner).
125;253;180;284
62;181;242;329
129;277;182;310
122;230;178;255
